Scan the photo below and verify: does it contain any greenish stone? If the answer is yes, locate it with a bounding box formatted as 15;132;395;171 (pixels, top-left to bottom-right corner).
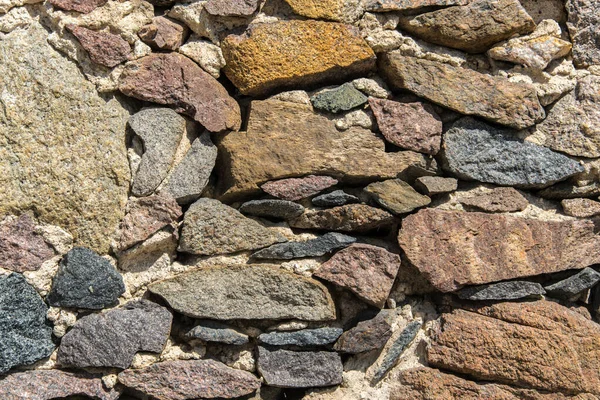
311;83;368;113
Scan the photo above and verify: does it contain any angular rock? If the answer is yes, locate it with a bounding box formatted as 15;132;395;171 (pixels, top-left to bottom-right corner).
314;243;401;308
443;118;583;188
0;370;120;400
414;176;458;196
398;208;600;292
251;232;356;260
239;200;305;219
0;214;54;272
562;198;600;218
311;83;368;114
138;17;188;51
427;301;600;394
312;190;360;207
283;0;364;23
205;0;259;16
66;25;131;68
566;0;600;68
257;347;343;388
178;198;284;256
49;0;107;13
379;53;545;129
289;204;395;233
0;273;55;374
369;99;442;155
364;179;431;215
185;321;249;345
258;328;343;347
365;0;468;12
0;22;130;253
397;0;535;53
372;320;421;382
334;311;393;353
119;52;241;132
459;187;529;213
47;247;125;309
221;21;376;96
545;267;600;299
261;176;338;201
118;360;261;399
539;181;600;200
57;300;172;369
148;264;336;321
457;281;546;301
178;37;225;79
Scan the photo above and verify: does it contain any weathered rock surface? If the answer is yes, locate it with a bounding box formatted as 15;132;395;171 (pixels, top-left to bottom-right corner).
311;83;368;113
49;0;106;13
0;22;130;253
379;53;545;129
365;0;468;12
178;198;284;256
0;215;53;272
459;187;529;213
444;118;583;188
205;0;259;16
369;99;442;155
364;179;431;215
334;310;393;353
138;16;188;51
47;247;125;309
562;198;600;218
283;0;364;22
397;0;535;53
457;281;546;301
312;190;360;207
221;21;376;96
185;321;249;345
258;328;343;347
178;36;225;78
239;199;305;219
289;204;395;233
118;360;261;399
66;25;131;68
257;347;343;388
218;100;433;200
398;208;600;292
261;176;338;201
372;320;421;382
0;273;55;374
314;243;401;307
148;265;336;321
119;52;241;132
414;176;458;196
251;233;356;260
544;267;600;299
427;301;600;395
566;0;600;68
539;181;600;200
58;300;172;369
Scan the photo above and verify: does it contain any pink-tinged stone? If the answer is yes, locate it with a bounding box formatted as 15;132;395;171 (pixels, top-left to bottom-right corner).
562;198;600;218
0;215;53;272
66;25;131;68
289;204;395;233
261;175;338;201
117;194;182;251
205;0;260;16
314;243;401;308
119;53;241;132
0;370;120;400
118;360;261;400
369;99;442;155
459;187;529;213
49;0;107;13
138;17;189;51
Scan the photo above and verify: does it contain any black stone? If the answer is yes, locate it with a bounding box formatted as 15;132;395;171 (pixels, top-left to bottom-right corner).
371;320;421;382
258;328;343;347
185;321;249;345
251;232;355;260
239;199;304;219
311;190;360;207
458;281;546;301
544;267;600;299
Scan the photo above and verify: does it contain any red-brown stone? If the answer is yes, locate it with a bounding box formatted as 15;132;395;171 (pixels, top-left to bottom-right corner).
138;17;189;51
66;25;131;68
49;0;107;13
290;204;395;233
261;175;338;201
0;214;53;272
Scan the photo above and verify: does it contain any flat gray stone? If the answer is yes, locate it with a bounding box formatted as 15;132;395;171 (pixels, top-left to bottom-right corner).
310;83;368;114
251;232;356;260
372;320;421;382
239;199;305;219
545;267;600;299
458;281;546;301
311;190;360;207
185;321;249;345
567;0;600;67
258;328;343;347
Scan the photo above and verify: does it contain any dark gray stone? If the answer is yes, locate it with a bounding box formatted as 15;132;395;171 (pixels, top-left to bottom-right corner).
443;118;583;188
310;83;368;114
250;232;356;260
239;199;305;219
566;0;600;68
372;320;421;382
57;300;172;369
457;281;546;301
257;347;343;388
333;310;394;354
311;190;360;207
258;328;343;347
0;273;55;374
47;247;125;310
544;267;600;299
185;321;249;345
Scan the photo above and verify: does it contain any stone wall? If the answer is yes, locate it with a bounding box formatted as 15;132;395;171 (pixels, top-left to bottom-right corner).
0;0;599;398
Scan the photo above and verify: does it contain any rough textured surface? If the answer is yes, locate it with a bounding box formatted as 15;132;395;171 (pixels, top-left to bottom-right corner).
138;17;188;51
399;208;600;292
364;179;431;215
379;53;545;129
185;321;249;345
66;25;131;68
0;215;54;272
259;328;343;347
312;190;360;207
283;0;364;22
544;268;600;299
221;21;376;96
289;204;395;233
566;0;600;67
178;198;284;255
372;321;421;382
204;0;259;16
0;273;55;374
414;176;458;196
457;281;546;301
48;0;107;13
148;265;336;321
562;198;600;218
314;243;401;307
444;118;583;188
459;187;529;212
334;310;393;353
311;83;368;113
261;176;338;201
239;199;305;219
118;360;261;399
119;52;241;132
257;347;343;388
57;300;172;369
47;247;125;309
251;233;356;260
0;22;130;253
365;0;468;12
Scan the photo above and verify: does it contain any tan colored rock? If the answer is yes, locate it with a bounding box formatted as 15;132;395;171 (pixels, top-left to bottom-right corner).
217;100;434;200
365;0;469;12
398;209;600;292
283;0;364;23
289;204;395;233
364;179;431;215
459;187;529;213
178;35;225;78
379;52;545;129
562;198;600;218
205;0;260;17
221;21;376;96
414;176;458;196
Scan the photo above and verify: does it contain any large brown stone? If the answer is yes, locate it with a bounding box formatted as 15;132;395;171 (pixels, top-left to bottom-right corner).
119;53;241;132
0;215;54;272
427;301;600;395
398;208;600;292
66;25;131;68
289;204;395;233
221;21;376;96
217;100;434;200
379;52;545;129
